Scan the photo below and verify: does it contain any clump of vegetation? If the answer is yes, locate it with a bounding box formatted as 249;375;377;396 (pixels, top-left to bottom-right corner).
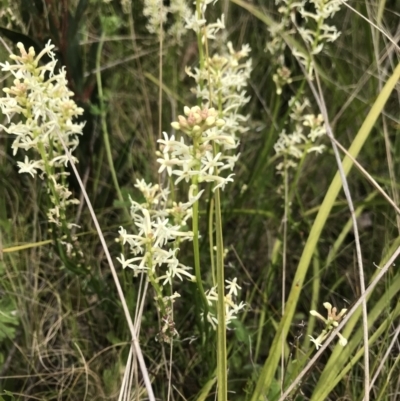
0;0;399;400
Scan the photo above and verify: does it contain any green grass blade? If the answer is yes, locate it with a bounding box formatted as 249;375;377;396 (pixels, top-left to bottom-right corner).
251;62;400;401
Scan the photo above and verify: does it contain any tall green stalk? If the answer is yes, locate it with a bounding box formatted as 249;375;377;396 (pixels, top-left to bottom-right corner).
95;32;129;222
191;171;209;315
214;185;227;401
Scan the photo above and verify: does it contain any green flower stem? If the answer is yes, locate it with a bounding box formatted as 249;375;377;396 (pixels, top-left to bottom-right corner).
249;95;281;186
208;198;216;285
191;139;209;314
305;255;321;349
145;246;166;317
25;66;78;252
193;2;228;397
195;0;205;88
214;184;227;401
93;144;105;198
96;32;129;222
214;58;228;401
35;129;69;234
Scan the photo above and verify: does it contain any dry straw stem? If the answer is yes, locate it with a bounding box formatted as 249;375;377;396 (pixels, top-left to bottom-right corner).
53;128;155;400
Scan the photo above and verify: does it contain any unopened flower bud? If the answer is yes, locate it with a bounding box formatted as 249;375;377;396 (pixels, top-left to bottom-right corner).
200;108;208;119
193;112;202;124
205;116;216;126
224;136;235;146
178;115;188;127
338;334;348;347
208;107;217;116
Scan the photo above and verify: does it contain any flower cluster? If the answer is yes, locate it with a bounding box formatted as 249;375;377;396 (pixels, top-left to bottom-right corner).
143;0;192;42
139;0;250;332
0;41;84;251
297;0;344;52
183;0;250;328
165;41;252;194
186;41;252;142
266;0;346;93
158;0;251;194
0;42;84;165
204;278;246;329
294;0;346;77
157;106;237;191
185;11;225;42
117;179;195;280
274;97;326;171
309;302;348;349
117;179;198;340
265;3;295;95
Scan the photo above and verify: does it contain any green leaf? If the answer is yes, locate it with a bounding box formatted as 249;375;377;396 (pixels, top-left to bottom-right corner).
0;27;42;53
0;299;19;342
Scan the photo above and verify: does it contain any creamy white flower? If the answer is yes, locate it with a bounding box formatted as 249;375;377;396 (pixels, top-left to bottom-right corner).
157;152;183;176
200;151;223;175
204;277;245;328
16;156;44;177
309;334;324;350
204;14;225;40
158;259;196;285
117;253;149;271
225;278;241;297
309;302;348;349
184;14;207;33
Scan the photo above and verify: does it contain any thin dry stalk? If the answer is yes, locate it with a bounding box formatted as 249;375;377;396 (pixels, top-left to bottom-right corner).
54;128;155;401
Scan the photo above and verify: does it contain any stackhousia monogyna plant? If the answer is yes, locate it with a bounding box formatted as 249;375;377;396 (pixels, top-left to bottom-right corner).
0;41;85;263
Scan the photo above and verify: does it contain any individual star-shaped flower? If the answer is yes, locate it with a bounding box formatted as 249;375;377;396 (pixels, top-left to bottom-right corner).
309;302;348;349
